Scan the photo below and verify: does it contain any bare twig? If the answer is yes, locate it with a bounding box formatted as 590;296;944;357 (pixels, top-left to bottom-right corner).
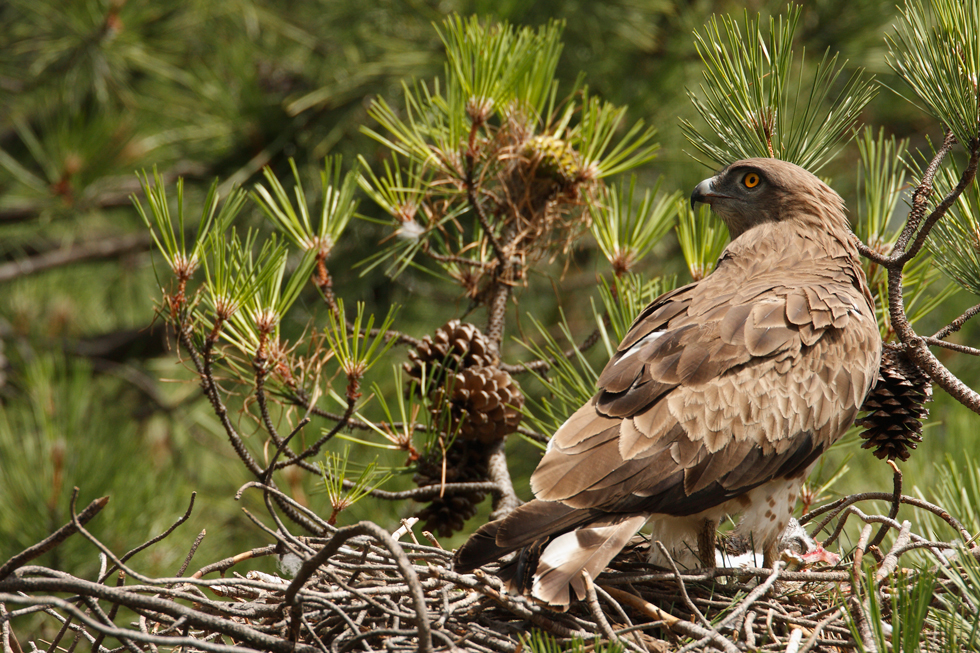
801;491;971;543
654;541;711;630
0;494;109;580
875;520;912;583
177;530;207;577
867;462;902;551
601;586;740;653
922;336;980;356
894;131;957;253
0;232;153;282
848;524;878;653
498;326;603;375
283;521;433;653
581;571;622;647
933;302;980;341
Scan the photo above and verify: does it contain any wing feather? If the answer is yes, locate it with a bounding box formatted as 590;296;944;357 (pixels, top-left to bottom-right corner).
529;222;880;522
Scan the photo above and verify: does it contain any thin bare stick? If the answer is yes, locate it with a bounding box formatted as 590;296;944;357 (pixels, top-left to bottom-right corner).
894;130;956;254
0;494;109;580
849;524;878;653
498;326;603;375
0;232;153;283
933;302;980;341
655;541;711;630
897;137;980;264
798;608;844;653
283;521;432;653
581;571;623;649
868;462;902;551
0;603;16;653
176;529;207;578
802;492;970;542
262;417;311;484
100;492;197;583
922;336;980;356
876;520;912;583
600;586;739;653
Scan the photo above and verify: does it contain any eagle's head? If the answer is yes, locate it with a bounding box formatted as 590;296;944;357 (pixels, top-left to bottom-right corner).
690;158;847;239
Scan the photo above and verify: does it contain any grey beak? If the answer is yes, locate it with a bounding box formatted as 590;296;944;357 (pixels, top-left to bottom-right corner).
690;178;713;211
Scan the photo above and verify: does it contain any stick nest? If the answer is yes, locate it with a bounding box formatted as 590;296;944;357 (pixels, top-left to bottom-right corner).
2;485;978;653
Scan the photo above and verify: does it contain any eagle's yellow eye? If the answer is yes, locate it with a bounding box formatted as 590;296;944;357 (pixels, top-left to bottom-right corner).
744;173;760;188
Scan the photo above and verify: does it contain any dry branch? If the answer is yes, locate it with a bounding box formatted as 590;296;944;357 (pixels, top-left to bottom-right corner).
4;485;979;652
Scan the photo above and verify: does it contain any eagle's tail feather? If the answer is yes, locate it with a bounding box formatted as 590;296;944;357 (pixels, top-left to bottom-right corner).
454;500;589;572
531;513;648;606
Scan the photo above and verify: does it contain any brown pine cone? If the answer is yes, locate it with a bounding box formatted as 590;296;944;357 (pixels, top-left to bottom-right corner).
413;440;492;538
404;320;497;392
435;366;524;443
856;344;932;462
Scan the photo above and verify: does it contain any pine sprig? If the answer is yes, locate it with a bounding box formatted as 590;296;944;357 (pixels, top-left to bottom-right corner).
253;156;359;260
855;127;910;252
681;4;876;171
519;312;602;443
925;167;980;295
888;0;980;150
588;176;680;276
134;171;244;284
675;201;729;281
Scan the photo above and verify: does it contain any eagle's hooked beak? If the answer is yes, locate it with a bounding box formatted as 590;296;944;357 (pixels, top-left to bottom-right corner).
690;177;716;211
691;177;729;211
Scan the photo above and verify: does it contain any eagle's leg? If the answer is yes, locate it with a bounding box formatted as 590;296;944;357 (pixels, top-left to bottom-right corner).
763;541;780;570
696;518;717;569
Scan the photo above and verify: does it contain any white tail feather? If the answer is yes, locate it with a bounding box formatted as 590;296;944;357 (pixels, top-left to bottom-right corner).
531;514;647;606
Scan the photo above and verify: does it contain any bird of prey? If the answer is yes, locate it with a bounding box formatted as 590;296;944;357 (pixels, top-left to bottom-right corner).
454;158;882;607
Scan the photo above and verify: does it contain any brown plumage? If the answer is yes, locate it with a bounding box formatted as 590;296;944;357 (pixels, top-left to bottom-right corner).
454;158;882;607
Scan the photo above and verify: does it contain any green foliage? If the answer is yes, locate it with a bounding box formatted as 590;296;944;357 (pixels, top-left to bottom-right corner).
520;312;603;443
934;549;980;650
888;0;980;149
253;156;360;259
854;127;909;250
596;273;677;345
359;14;661;283
216;237;316;356
323;300;399;379
859;565;937;653
202;229;276;323
681;3;876;171
0;355;200;576
134;171;244;283
589;176;680;275
436;15;563;120
320;445;393;525
675;202;729;281
926;167;980;296
519;629;623;653
919;455;980;538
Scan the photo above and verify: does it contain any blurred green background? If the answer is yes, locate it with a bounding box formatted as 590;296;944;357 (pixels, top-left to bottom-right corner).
2;0;977;589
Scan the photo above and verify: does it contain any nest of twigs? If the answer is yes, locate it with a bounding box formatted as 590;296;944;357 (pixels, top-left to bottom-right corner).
2;479;978;653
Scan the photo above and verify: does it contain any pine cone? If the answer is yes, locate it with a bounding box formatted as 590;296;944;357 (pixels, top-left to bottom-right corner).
856;345;932;462
413;440;492;537
523;135;580;184
404;320;497;392
436;366;524;443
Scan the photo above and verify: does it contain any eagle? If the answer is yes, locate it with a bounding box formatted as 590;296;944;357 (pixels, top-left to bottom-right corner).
453;158;882;606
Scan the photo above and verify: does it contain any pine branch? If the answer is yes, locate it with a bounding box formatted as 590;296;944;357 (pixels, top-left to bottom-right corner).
0;232;152;282
933;302;980;341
